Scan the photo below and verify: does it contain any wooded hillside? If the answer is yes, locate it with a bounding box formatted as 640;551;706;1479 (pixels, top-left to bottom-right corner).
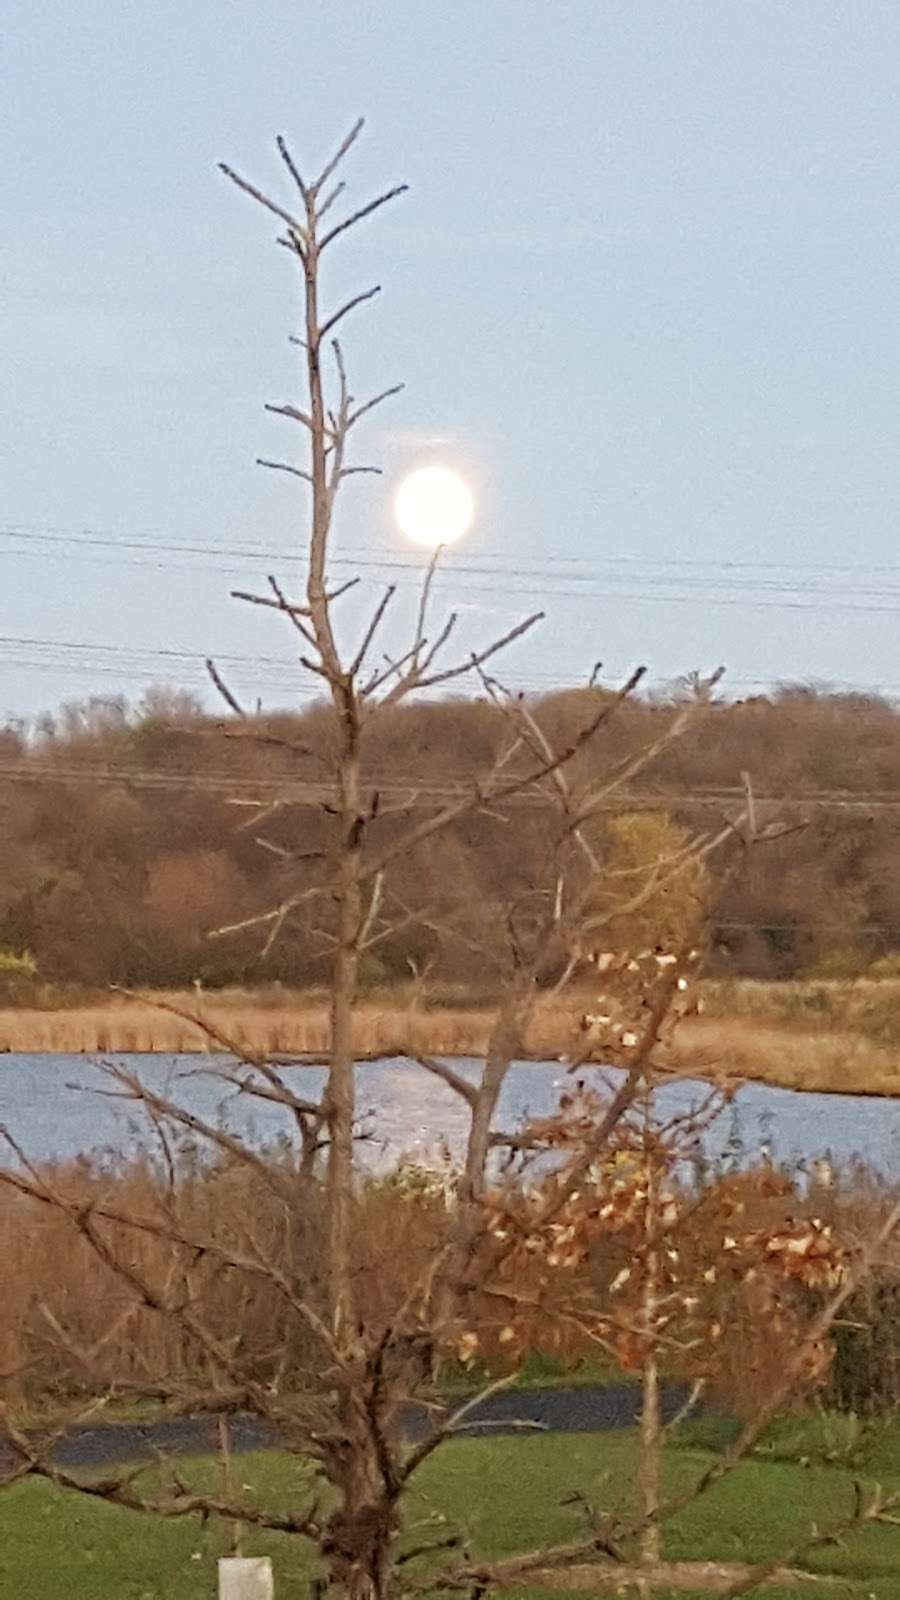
1;683;897;991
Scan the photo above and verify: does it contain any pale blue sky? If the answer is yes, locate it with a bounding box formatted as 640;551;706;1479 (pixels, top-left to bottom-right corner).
2;1;899;717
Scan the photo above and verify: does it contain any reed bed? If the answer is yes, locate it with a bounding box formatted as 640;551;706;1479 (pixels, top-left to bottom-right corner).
2;1143;896;1419
0;984;898;1096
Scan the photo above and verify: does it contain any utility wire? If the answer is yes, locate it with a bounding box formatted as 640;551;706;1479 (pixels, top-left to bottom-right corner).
5;522;900;575
0;633;898;701
4;526;900;613
0;763;897;813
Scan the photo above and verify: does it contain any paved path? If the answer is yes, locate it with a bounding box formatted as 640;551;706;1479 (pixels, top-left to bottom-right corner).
9;1383;690;1470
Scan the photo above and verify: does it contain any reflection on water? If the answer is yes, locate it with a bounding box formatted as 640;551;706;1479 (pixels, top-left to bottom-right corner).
1;1054;899;1176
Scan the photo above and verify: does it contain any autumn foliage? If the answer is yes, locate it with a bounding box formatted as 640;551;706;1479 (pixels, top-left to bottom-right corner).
1;684;898;994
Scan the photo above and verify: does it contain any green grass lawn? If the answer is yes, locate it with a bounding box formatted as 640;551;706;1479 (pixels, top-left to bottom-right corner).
3;1421;900;1599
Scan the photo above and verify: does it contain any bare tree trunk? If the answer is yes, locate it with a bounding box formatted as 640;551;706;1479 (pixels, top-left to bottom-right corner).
639;1342;662;1565
302;197;389;1600
328;745;393;1600
638;1133;662;1567
460;971;536;1211
326;726;362;1336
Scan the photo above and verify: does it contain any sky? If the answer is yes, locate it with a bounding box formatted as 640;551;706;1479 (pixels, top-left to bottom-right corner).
2;0;900;719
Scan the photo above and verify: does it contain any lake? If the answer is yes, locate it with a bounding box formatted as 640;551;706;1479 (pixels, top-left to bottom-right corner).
2;1054;899;1177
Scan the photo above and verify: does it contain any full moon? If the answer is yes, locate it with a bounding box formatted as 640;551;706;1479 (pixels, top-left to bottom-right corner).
395;466;474;548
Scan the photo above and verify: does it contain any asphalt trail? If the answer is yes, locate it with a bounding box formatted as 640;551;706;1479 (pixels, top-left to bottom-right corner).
6;1384;691;1470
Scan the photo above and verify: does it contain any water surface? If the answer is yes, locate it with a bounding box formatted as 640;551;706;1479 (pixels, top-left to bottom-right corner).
2;1054;899;1176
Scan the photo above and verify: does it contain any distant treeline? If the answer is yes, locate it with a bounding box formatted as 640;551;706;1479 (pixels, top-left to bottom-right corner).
0;682;898;991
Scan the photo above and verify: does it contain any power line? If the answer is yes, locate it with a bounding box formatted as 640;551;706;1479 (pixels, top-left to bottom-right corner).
5;534;900;600
712;921;900;935
0;763;897;812
5;522;900;575
0;632;898;703
0;634;303;669
5;526;900;614
0;633;898;689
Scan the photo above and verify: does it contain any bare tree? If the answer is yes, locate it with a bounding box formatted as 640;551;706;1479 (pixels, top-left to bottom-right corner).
2;122;899;1600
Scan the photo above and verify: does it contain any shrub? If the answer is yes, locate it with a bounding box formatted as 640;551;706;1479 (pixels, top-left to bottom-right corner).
0;949;39;1004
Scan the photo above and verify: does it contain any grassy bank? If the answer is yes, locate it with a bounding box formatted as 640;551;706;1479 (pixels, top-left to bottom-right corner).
1;980;898;1097
4;1419;900;1598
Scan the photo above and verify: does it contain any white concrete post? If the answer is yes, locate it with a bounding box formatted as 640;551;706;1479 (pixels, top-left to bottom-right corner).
218;1555;274;1599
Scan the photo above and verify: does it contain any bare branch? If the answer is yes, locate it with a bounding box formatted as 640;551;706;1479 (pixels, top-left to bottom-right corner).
319;284;381;343
327;577;363;602
231;580;357;620
0;1157;338;1363
256;456;313;483
205;658;245;716
414;611;459;677
413;544;443;665
350;586;396;676
321;185;410;250
412;1055;477;1108
346;382;405;429
275;231;305;257
311;116;365;192
376;605;539;714
363;665;645;883
275;134;309;203
573;706;698;826
7;1436;320;1539
267;573;318;646
486;683;601;873
357;871;384;949
369;543;449;706
218;162;306;237
662;1380;706;1436
254;836;324;863
360;906;424;953
260;901;291;959
109;986;273;1068
415;611;544;694
741;768;757;841
401;1372;519;1483
300;652;331;680
265;402;329;435
362;643;423;699
210;887;324;941
87;1062;296;1199
316;180;345;219
182;1064;322;1125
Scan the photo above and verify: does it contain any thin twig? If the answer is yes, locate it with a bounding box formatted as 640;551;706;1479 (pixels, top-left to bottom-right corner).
205;659;245;716
351;586;397;676
321;186;409;250
312;117;365;193
346;382;405;429
256;456;313;484
218;162;305;236
319;285;381;343
275;134;310;203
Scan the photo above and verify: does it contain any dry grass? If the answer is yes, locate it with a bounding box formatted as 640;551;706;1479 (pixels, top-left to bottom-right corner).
0;1144;454;1414
678;978;900;1097
0;1152;303;1410
1;982;898;1096
704;978;900;1047
0;994;494;1058
672;1016;900;1097
2;1140;890;1419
